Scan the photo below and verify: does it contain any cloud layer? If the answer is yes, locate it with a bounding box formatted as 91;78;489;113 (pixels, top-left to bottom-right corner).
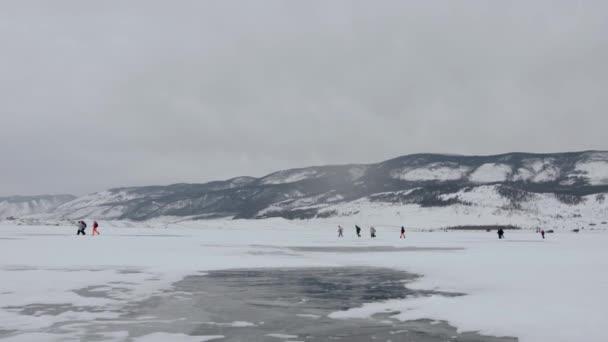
1;1;607;195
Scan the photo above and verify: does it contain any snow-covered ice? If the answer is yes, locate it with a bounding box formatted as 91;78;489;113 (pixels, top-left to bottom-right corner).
133;333;224;342
1;220;607;341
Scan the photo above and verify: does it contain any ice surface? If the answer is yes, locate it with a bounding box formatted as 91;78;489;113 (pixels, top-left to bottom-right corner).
0;222;607;342
134;333;224;342
266;333;299;339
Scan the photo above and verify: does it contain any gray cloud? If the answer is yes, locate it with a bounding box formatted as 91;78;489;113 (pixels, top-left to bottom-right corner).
1;0;607;196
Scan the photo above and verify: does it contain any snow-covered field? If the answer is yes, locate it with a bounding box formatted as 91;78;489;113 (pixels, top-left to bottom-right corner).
1;220;607;341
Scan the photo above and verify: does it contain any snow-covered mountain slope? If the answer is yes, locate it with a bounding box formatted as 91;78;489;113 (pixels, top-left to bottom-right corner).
0;195;76;219
309;185;608;230
42;151;608;224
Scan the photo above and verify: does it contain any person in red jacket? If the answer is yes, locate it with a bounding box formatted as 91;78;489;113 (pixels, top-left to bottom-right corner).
92;221;100;236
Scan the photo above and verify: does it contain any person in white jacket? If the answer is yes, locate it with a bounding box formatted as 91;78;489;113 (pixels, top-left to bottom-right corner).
76;221;87;235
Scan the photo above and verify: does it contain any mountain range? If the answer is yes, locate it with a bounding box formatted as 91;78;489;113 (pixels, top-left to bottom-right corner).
8;151;606;229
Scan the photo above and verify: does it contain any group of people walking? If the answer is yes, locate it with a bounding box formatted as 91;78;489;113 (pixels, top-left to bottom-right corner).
337;225;406;239
497;227;546;240
338;225;547;240
76;220;100;236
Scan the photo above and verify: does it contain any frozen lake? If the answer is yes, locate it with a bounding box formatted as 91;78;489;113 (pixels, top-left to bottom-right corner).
0;222;606;341
2;267;514;341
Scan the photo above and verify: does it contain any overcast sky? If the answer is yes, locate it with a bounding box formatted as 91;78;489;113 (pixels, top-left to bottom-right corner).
1;1;607;196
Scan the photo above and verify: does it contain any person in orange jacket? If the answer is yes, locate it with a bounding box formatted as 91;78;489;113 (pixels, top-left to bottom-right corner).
92;221;100;236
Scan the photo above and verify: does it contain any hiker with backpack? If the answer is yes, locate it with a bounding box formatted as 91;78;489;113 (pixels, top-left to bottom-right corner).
76;221;87;235
497;227;505;239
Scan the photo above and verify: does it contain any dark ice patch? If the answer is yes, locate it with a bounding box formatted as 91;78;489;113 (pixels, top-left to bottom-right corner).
73;285;132;300
3;267;517;342
0;329;17;338
110;267;514;342
4;303;109;316
288;246;464;253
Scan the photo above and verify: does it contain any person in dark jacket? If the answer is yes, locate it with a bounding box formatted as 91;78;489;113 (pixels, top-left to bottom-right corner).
541;229;545;239
355;225;362;238
400;226;406;239
497;228;505;239
77;221;87;235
